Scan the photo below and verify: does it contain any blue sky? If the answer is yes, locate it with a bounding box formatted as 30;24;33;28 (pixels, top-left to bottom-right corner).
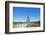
13;7;40;22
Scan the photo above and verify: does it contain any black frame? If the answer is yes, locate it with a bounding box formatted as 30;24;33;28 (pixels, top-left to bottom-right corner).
5;1;45;34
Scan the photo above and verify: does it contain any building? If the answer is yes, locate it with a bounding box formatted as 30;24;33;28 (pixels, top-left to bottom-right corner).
26;16;30;27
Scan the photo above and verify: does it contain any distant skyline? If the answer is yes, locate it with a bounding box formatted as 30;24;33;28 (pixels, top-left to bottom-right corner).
13;7;40;22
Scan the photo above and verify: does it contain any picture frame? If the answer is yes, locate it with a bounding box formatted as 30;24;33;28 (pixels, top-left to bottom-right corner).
5;1;45;34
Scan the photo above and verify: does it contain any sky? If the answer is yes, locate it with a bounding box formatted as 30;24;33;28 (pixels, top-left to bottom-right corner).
13;7;40;22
